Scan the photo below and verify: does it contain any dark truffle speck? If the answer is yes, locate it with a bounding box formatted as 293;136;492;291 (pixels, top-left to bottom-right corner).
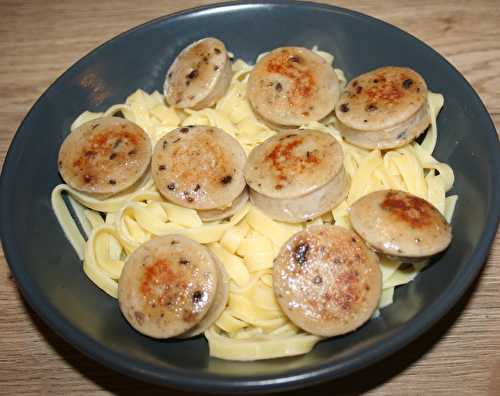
403;78;414;89
192;290;204;303
187;69;199;79
294;242;310;265
340;103;350;113
221;175;232;184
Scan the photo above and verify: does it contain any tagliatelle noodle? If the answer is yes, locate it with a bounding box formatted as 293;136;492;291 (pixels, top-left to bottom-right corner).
51;50;457;361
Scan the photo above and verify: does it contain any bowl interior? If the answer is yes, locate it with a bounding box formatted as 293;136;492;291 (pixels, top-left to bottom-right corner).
1;1;498;393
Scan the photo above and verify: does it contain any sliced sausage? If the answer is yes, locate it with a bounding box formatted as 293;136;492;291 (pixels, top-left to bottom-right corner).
58;116;151;196
247;47;340;127
349;189;452;258
118;235;218;339
335;66;430;149
164;37;232;109
273;225;382;337
338;104;430;149
179;252;229;338
244;130;349;222
152;126;246;210
249;167;349;223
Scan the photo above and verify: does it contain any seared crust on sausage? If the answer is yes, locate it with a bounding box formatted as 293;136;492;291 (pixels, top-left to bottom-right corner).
247;47;340;127
349;189;452;258
118;235;218;339
245;130;344;199
335;67;430;149
58;117;151;196
273;225;381;337
244;130;349;222
164;37;232;110
152;126;246;210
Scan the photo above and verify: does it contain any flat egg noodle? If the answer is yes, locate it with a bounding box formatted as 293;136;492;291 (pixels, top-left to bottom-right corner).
51;51;457;360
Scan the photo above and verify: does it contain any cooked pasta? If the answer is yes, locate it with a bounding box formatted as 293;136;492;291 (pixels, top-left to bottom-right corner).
51;50;457;361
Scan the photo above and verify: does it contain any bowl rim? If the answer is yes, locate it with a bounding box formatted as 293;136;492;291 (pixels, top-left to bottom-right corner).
1;1;499;393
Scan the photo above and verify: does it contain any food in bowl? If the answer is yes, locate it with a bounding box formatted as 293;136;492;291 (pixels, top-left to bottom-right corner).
51;37;457;361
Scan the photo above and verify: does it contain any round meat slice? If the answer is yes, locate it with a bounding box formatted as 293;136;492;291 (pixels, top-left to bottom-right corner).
58;116;152;196
164;37;232;109
349;190;452;258
335;66;430;149
249;167;349;223
245;130;348;222
273;225;382;337
118;235;218;339
338;104;430;149
152;126;247;210
245;130;344;199
198;188;249;222
247;47;340;127
179;252;229;338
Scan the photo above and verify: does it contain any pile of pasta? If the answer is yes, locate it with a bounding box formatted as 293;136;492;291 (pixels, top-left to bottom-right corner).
52;51;457;361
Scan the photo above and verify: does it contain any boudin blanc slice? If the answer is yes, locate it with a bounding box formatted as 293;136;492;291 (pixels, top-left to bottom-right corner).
273;225;382;337
178;252;229;338
244;130;349;222
249;167;349;223
349;189;452;259
164;37;232;110
245;130;344;199
247;47;340;127
335;66;430;149
152;125;247;210
118;235;219;339
58;116;152;197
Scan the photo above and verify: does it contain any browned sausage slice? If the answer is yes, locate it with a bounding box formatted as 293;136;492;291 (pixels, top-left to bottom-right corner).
58;116;151;196
164;37;232;109
247;47;340;127
118;235;218;339
245;130;343;199
349;190;452;258
273;225;381;337
335;67;430;149
249;167;349;223
244;130;349;222
152;126;246;210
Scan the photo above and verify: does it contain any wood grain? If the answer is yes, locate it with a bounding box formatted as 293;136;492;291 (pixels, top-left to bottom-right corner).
0;1;498;395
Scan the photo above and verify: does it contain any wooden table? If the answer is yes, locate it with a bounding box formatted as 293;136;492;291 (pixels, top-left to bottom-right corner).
0;1;498;394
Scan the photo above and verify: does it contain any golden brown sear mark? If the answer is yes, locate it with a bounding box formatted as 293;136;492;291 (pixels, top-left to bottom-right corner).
265;50;316;105
381;190;434;228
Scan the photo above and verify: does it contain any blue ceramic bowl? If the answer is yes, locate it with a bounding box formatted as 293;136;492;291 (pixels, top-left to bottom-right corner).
1;1;499;393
